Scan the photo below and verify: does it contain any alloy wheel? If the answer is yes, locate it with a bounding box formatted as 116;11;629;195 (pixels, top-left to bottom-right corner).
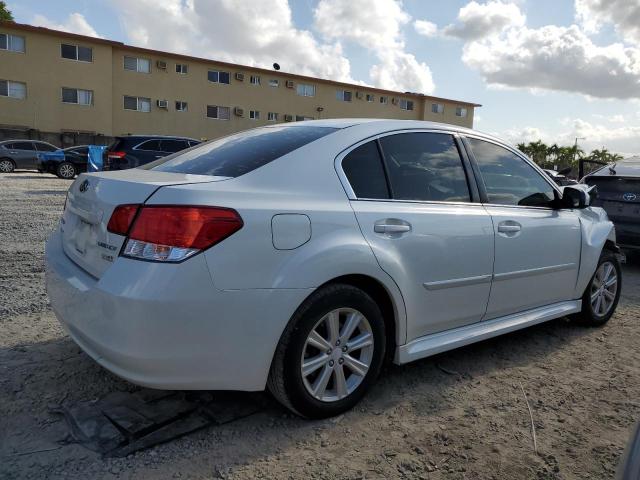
590;261;618;317
301;308;374;402
59;164;75;178
0;160;13;173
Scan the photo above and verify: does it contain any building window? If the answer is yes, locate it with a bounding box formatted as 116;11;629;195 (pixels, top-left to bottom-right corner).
208;70;230;84
249;75;261;85
123;95;151;112
295;115;314;121
124;56;151;73
62;87;93;105
399;99;414;111
61;43;93;62
366;94;374;102
380;96;387;104
207;105;230;120
432;103;444;114
296;83;315;97
175;101;188;111
456;107;468;117
176;64;188;74
249;110;260;120
267;112;278;121
336;90;352;102
0;33;25;53
0;79;26;99
269;79;279;87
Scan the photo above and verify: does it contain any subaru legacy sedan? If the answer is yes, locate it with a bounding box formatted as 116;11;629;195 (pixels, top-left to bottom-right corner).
45;120;621;418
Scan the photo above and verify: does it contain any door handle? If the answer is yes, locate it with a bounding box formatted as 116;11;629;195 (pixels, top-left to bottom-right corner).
497;221;521;235
374;219;412;234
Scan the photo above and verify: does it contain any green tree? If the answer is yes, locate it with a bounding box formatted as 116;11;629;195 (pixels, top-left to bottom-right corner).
0;1;13;22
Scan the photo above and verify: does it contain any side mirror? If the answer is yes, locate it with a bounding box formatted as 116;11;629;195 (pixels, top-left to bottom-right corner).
561;185;590;209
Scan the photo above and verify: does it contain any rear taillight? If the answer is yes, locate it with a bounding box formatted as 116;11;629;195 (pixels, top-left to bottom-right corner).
107;204;140;235
107;151;126;160
108;205;243;262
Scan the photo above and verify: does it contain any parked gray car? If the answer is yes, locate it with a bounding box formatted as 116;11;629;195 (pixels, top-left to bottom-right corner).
0;140;59;172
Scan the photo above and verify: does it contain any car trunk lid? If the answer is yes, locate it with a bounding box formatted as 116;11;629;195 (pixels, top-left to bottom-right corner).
61;169;229;278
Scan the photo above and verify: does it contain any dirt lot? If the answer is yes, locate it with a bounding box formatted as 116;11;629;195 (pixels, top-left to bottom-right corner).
1;171;640;480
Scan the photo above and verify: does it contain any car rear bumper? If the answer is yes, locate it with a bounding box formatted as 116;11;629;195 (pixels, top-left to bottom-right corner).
45;229;311;390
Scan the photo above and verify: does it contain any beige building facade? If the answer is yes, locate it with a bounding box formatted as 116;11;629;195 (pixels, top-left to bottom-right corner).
0;21;480;145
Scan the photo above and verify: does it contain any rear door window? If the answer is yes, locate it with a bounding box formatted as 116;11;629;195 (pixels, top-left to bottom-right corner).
160;139;189;153
35;143;58;152
148;126;337;177
342;141;390;199
136;139;162;151
11;141;36;151
379;133;471;202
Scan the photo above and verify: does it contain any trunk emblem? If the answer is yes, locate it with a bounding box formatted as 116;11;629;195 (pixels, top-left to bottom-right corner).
79;179;90;192
623;193;636;201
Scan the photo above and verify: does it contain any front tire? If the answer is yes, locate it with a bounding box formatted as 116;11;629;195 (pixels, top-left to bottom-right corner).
267;284;386;418
56;162;76;179
0;158;15;173
574;249;621;326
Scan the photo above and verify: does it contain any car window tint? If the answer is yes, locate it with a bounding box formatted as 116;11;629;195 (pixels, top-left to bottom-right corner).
342;141;390;199
160;140;189;153
467;138;555;207
379;133;470;202
35;143;58;152
147;126;338;177
12;141;35;150
136;139;162;151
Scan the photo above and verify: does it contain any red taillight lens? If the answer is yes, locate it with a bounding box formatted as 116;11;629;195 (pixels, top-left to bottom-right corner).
129;206;243;249
107;204;140;235
107;151;126;159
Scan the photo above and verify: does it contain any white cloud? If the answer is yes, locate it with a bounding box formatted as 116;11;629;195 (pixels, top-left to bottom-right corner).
414;20;438;38
576;0;640;45
502;119;640;155
448;1;640;99
109;0;355;83
314;0;435;93
442;1;525;40
31;13;102;38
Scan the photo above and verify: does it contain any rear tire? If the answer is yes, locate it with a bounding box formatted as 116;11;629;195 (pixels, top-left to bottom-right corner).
573;249;621;326
56;162;76;179
267;284;386;418
0;158;15;173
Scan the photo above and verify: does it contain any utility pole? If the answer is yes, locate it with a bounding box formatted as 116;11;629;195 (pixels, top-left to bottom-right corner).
574;136;586;166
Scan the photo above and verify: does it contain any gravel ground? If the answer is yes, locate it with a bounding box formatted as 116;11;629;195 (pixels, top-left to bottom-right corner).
1;171;640;480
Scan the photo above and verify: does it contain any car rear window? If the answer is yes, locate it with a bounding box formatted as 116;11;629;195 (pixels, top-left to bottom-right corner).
146;126;338;177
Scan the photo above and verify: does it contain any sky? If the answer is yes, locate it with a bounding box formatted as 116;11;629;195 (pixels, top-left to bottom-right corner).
8;0;640;156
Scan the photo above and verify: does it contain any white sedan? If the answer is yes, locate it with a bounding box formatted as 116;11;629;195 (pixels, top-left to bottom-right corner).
45;119;622;418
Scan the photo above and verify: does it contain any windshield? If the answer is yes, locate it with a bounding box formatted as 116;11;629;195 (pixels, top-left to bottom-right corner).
145;126;338;177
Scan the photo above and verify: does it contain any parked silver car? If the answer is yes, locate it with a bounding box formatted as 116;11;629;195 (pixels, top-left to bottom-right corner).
0;140;59;172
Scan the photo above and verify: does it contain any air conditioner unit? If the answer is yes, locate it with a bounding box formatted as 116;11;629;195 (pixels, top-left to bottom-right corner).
391;97;398;105
234;107;244;117
284;114;293;121
285;80;294;88
156;60;167;70
235;72;245;81
156;99;168;109
355;91;364;99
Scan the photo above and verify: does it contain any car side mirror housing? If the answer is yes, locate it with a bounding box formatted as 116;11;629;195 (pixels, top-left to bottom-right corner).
560;185;590;209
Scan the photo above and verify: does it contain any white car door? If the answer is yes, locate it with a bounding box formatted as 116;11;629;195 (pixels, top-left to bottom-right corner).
338;131;495;343
464;137;581;320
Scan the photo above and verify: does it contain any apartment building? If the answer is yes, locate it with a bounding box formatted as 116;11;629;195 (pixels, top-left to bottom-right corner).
0;21;480;145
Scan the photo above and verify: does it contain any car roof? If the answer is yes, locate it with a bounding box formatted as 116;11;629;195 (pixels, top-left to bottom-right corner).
587;158;640;178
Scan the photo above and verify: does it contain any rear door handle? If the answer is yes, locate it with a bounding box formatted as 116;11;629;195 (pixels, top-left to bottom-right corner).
374;219;412;234
497;221;521;234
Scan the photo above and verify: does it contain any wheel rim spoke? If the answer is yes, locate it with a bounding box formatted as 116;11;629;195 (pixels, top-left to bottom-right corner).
594;295;602;315
326;311;340;344
347;332;373;353
333;364;348;399
339;311;362;344
302;353;329;377
603;289;615;301
306;330;331;351
343;354;369;377
604;276;617;288
312;364;332;397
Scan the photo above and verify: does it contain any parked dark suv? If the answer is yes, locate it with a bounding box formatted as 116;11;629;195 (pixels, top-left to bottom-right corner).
104;135;200;170
582;158;640;251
